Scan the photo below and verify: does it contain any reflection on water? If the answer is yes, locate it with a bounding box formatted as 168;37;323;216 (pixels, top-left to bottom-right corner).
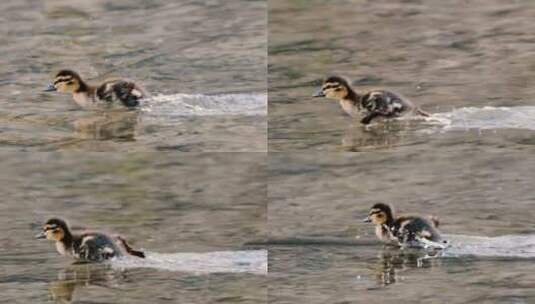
49;264;124;304
373;247;436;287
72;110;139;141
339;119;425;152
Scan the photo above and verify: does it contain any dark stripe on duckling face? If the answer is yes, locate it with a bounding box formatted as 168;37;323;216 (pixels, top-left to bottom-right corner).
51;76;81;93
322;83;342;90
42;224;65;241
47;70;88;94
53;76;73;85
314;76;351;98
319;81;348;100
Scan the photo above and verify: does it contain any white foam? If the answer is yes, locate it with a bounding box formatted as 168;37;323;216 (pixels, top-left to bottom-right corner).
440;234;535;258
110;250;267;275
141;93;267;116
421;106;535;132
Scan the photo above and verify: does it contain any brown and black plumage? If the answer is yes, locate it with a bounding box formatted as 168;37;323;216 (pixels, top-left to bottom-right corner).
36;218;145;262
44;70;149;109
313;76;429;124
363;203;444;248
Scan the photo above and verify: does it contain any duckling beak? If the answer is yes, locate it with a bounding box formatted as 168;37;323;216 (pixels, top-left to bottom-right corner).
312;89;325;97
362;217;371;223
44;84;56;92
35;231;46;239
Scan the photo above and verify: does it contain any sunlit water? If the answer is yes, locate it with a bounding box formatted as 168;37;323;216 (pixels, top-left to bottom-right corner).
1;153;267;304
0;0;266;151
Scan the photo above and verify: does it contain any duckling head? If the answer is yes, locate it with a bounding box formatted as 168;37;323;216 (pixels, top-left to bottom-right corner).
313;76;351;100
44;70;86;93
364;203;394;226
36;218;70;241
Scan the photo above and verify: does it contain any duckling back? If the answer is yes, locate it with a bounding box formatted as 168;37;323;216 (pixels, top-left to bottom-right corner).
359;90;430;124
96;79;149;108
392;216;442;246
74;232;123;262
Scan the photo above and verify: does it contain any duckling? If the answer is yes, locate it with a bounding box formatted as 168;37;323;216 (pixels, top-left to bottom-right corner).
313;76;430;125
44;70;149;109
363;203;445;248
36;218;145;262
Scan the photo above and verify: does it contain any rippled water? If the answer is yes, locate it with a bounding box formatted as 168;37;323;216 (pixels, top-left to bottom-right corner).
269;0;535;152
268;1;535;299
0;0;266;151
269;153;535;303
1;152;267;304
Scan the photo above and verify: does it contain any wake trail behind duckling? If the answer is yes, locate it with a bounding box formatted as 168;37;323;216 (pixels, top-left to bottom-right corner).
439;234;535;258
249;236;535;259
141;93;266;116
110;249;267;275
419;106;535;132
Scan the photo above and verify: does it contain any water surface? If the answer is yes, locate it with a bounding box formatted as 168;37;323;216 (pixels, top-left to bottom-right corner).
268;153;535;303
269;0;535;152
1;152;267;303
1;0;266;151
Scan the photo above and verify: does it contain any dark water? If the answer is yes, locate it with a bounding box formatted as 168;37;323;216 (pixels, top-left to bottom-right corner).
268;153;535;303
1;152;267;303
269;0;535;152
0;0;266;151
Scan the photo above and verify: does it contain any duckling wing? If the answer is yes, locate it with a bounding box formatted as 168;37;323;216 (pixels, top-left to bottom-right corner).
77;233;122;262
394;217;442;245
360;91;411;124
96;80;147;108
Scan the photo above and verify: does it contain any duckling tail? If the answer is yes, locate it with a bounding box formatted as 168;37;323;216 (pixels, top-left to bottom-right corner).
117;236;145;258
429;215;440;228
416;108;431;117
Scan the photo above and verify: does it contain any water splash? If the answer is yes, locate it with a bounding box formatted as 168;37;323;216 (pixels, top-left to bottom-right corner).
440;234;535;258
110;249;267;275
141;93;267;116
421;106;535;131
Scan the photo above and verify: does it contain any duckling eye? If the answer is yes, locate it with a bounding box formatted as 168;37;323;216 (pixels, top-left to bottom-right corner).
66;81;74;85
